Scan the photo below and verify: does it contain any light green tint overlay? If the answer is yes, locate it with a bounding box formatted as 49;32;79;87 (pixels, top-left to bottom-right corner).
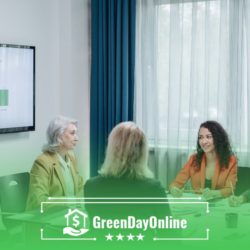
0;198;249;250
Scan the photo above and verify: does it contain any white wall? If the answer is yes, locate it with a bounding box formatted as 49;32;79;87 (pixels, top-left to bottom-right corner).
0;0;90;179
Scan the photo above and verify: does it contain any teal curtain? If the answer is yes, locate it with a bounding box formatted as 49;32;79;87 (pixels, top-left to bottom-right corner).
90;0;136;176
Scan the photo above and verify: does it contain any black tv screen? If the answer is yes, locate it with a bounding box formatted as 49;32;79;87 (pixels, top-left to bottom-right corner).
0;44;35;134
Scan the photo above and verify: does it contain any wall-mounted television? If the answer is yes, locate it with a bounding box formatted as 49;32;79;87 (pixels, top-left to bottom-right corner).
0;43;35;134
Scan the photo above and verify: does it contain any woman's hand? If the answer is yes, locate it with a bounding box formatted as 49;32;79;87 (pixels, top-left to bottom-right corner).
228;195;245;207
170;186;183;197
201;188;221;200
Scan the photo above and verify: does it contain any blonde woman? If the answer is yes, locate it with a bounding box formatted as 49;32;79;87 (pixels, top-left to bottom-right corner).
84;121;169;219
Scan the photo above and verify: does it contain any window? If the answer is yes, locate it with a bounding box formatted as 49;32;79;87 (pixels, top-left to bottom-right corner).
135;0;250;166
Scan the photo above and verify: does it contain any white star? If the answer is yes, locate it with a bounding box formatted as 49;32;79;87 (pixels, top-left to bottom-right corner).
105;233;113;241
127;233;134;240
116;233;124;240
136;233;144;241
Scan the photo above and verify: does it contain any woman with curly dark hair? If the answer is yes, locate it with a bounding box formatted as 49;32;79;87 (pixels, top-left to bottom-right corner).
170;121;237;200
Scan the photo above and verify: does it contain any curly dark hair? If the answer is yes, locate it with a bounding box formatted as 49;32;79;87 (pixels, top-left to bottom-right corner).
196;121;233;169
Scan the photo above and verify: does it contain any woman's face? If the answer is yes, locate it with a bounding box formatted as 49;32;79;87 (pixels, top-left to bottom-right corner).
198;127;215;154
59;123;78;151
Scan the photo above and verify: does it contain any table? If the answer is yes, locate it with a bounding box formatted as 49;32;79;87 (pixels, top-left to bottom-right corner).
167;193;250;248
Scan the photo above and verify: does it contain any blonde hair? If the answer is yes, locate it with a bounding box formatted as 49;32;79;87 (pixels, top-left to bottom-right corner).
99;122;153;179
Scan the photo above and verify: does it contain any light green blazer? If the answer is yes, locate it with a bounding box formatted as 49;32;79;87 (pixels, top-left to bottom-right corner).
26;151;84;210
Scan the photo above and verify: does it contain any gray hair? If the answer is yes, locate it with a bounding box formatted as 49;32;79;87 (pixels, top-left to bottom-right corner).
42;115;77;153
99;122;153;179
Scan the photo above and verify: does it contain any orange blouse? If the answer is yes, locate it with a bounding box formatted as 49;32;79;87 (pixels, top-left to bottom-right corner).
170;154;237;197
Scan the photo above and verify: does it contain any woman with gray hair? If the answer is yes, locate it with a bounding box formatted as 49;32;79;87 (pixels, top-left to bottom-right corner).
26;116;84;210
84;122;170;220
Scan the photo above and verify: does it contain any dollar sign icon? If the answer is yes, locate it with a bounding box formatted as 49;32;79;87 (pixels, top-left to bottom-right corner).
73;215;80;228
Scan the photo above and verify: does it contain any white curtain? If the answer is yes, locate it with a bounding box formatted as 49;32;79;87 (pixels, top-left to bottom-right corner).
135;0;250;188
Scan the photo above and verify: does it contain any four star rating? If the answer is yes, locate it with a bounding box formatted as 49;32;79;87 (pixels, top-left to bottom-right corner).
105;233;144;241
